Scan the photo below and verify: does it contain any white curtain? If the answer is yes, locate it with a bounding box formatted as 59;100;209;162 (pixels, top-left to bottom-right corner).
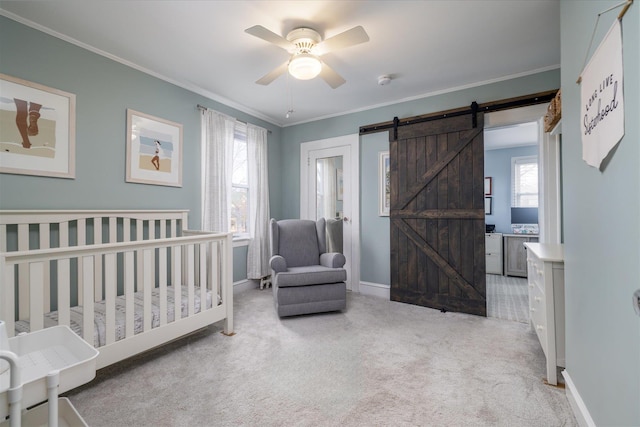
246;124;270;279
201;110;235;232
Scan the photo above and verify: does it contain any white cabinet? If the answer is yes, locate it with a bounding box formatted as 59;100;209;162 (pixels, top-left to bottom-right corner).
504;234;538;277
524;242;565;386
485;233;503;275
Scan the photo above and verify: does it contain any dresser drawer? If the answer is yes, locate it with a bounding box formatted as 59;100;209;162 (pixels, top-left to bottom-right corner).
529;282;548;357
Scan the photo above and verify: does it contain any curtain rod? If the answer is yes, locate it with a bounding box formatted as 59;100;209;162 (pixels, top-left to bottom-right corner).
197;104;271;134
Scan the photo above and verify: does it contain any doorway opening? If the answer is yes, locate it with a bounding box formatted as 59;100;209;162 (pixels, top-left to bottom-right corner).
484;103;561;322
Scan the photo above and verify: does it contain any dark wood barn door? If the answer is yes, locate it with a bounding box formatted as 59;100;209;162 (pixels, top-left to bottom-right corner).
390;113;486;316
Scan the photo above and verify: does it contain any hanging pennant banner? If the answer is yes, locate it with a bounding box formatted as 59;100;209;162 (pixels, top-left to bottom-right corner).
580;19;625;168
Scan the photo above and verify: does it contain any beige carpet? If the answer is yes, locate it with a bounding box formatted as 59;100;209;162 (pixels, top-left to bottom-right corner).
65;288;576;426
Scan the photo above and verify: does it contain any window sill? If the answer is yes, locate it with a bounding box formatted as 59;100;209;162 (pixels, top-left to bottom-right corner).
233;236;250;247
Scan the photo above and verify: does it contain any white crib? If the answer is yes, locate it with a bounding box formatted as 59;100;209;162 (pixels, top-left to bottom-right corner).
0;210;233;370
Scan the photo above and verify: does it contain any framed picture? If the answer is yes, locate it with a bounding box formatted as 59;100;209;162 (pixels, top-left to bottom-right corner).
336;168;343;200
379;151;390;216
485;197;492;215
0;73;76;178
126;109;183;187
484;177;492;195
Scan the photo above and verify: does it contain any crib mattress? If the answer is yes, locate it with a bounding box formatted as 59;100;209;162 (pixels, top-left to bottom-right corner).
15;286;215;348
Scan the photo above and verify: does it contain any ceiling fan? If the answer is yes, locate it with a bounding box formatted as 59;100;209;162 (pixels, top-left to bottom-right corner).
245;25;369;89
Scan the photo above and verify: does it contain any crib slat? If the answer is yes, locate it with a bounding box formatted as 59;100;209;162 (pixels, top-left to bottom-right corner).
93;217;103;301
59;221;69;247
159;246;167;326
125;251;135;338
38;223;52;313
123;218;131;242
211;242;219;305
158;221;167;325
109;217;117;243
104;253;116;345
82;256;95;345
76;219;86;307
136;219;143;293
0;224;7;252
172;245;182;321
187;244;195;316
199;242;207;313
0;254;15;337
30;262;45;331
57;258;71;326
143;249;152;331
170;219;176;238
18;224;29;319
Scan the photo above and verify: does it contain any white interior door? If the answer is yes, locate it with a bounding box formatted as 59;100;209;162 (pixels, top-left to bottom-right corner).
301;135;360;292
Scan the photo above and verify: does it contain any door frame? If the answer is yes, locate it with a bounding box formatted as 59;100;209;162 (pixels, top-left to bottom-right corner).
300;134;360;293
484;103;562;244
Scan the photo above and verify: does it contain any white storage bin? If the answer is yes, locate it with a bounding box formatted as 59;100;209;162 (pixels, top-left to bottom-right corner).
0;326;98;419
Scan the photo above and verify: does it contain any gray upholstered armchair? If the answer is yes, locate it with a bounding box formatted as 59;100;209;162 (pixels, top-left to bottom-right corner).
269;218;347;317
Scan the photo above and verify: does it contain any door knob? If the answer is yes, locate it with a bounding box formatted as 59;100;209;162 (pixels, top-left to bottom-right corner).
343;217;349;222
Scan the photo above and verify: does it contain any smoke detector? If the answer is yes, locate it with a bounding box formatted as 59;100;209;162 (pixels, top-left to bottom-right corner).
378;75;391;85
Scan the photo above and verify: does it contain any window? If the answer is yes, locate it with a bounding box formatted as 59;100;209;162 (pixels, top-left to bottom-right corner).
511;155;538;207
231;124;249;237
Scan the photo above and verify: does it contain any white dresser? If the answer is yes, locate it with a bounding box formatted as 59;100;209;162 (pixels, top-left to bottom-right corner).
485;233;503;275
524;242;565;386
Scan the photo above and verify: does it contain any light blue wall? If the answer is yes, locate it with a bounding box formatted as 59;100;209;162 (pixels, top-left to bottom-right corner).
360;132;390;284
280;70;560;221
484;145;538;234
560;1;639;425
281;70;560;286
0;16;283;281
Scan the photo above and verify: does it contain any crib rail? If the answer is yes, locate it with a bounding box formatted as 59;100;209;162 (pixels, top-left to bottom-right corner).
0;230;233;368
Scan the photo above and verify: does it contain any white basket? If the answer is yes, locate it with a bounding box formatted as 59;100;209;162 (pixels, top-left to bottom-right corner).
0;326;99;419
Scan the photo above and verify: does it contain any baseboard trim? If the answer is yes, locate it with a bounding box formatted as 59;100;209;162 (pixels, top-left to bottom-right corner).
562;370;596;427
359;281;390;299
233;279;258;293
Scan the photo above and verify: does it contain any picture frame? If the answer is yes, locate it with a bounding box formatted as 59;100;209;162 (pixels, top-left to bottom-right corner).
379;151;390;216
336;168;343;201
126;109;183;187
0;73;76;178
485;197;492;215
484;177;492;195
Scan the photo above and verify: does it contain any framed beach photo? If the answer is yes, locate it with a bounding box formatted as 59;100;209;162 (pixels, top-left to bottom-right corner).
126;109;183;187
379;151;390;216
0;73;76;178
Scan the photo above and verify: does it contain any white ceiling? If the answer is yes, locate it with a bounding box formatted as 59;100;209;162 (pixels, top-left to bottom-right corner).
0;1;560;127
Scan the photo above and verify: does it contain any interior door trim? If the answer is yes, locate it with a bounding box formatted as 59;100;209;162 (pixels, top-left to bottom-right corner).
300;134;360;293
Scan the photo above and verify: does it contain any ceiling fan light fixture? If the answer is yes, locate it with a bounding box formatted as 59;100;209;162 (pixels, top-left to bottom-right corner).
288;53;322;80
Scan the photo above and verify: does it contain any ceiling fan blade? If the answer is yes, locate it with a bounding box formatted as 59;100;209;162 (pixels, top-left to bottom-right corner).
315;26;369;56
319;62;346;89
256;61;289;85
245;25;295;51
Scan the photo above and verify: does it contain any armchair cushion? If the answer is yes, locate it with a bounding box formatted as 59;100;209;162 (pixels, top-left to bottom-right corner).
269;255;287;273
274;265;347;288
320;252;346;268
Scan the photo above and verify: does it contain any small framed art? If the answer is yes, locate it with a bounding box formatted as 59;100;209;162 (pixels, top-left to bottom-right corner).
126;109;183;187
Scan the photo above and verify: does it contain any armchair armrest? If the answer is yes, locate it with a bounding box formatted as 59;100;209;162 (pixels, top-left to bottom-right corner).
270;255;287;273
320;252;346;268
